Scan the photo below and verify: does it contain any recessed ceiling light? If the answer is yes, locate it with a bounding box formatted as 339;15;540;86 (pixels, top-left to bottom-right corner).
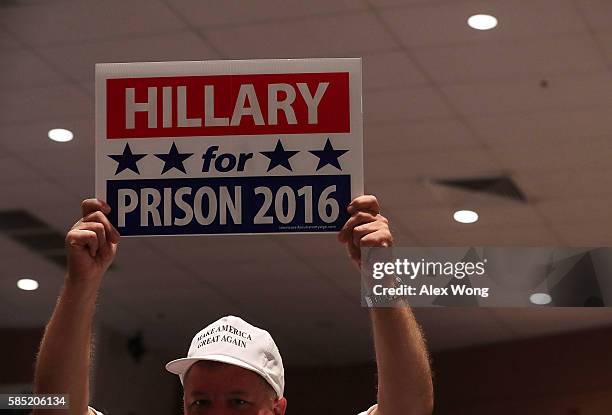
530;292;552;305
453;210;478;224
467;14;498;30
48;128;74;142
17;278;39;291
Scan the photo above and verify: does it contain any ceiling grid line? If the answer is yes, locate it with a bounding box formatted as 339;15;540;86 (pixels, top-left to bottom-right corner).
180;8;372;31
0;24;93;98
21;27;192;49
159;0;228;59
571;0;612;75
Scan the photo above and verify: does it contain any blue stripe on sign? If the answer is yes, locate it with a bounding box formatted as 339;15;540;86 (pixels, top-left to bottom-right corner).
107;175;351;235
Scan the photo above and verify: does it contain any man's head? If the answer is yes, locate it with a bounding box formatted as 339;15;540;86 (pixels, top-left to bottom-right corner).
166;316;286;415
182;360;287;414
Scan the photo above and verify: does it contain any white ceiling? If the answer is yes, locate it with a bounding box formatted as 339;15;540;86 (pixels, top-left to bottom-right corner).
2;0;612;365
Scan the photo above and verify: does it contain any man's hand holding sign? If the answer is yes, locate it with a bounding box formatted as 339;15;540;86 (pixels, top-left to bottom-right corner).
34;59;433;415
67;199;119;282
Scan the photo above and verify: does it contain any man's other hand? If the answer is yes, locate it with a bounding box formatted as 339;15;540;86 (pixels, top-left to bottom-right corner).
338;195;393;267
65;198;120;282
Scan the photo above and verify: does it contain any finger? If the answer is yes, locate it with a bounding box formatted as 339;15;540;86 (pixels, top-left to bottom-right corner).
347;195;380;216
81;198;111;217
78;221;109;257
83;211;120;243
352;221;387;248
359;229;393;248
338;211;378;243
66;229;99;257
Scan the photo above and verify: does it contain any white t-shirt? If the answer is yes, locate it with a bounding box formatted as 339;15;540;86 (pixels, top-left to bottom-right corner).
358;404;378;414
90;404;377;414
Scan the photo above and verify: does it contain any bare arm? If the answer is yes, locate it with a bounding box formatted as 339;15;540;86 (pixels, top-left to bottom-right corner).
369;307;433;415
34;278;101;415
339;195;434;415
34;199;119;415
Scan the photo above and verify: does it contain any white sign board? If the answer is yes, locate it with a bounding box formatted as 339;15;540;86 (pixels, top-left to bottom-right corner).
95;59;362;236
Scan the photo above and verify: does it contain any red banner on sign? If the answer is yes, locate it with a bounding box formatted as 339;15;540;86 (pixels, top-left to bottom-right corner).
106;72;350;138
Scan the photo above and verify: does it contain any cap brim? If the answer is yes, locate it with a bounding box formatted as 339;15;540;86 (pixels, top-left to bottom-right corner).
165;354;282;397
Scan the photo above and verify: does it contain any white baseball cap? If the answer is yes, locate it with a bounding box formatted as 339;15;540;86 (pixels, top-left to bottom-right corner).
165;315;285;398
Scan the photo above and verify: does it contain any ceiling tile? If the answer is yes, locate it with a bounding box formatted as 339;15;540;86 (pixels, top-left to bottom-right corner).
19;146;93;183
169;0;369;27
536;195;612;228
442;71;612;116
410;223;559;245
266;247;363;301
366;147;501;182
0;0;186;46
391;203;543;233
0;118;93;153
491;137;612;173
0;198;79;237
79;81;95;95
369;0;436;7
144;234;285;265
364;117;480;156
0;235;37;260
223;260;346;299
467;106;612;145
0;84;92;125
380;0;588;48
0;26;20;50
365;178;445;209
204;12;396;58
575;0;612;31
552;222;612;246
0;254;65;283
0;48;65;90
302;257;363;296
0;256;66;328
0;288;57;327
551;224;612;247
594;32;612;66
37;31;221;84
56;174;95;202
362;50;429;91
107;274;229;311
364;87;453;123
514;168;612;201
274;234;347;260
421;179;528;208
35;202;82;233
0;180;74;211
0;153;47;184
414;33;606;84
100;244;241;312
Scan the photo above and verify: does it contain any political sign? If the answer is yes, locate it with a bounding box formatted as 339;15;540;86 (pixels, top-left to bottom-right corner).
95;59;363;236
